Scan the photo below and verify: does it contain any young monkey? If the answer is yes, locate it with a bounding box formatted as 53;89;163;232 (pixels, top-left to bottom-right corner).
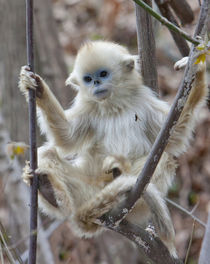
19;41;207;257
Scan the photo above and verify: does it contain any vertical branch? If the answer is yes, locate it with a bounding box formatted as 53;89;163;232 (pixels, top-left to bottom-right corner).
101;0;209;228
154;0;190;56
26;0;38;264
135;0;158;92
198;205;210;264
170;0;194;26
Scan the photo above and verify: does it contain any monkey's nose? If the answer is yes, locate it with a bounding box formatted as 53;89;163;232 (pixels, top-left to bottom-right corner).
94;80;101;85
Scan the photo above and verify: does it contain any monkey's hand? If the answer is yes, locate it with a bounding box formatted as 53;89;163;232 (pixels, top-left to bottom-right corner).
19;66;45;103
174;56;188;71
19;66;73;149
174;56;205;72
103;155;131;179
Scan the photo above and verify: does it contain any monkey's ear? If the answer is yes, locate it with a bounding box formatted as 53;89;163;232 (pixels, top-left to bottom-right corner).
122;57;135;72
65;73;80;91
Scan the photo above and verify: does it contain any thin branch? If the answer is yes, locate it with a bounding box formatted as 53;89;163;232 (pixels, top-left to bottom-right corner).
199;205;210;264
0;221;24;264
0;227;16;264
184;221;195;264
0;243;4;264
26;0;38;264
166;198;206;228
132;0;200;45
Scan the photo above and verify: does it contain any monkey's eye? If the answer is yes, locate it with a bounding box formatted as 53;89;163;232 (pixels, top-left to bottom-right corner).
83;75;92;83
100;70;108;78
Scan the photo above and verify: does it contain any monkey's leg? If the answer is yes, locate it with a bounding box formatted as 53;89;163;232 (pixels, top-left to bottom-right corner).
22;148;75;219
143;184;177;257
23;145;99;221
166;58;207;156
73;176;136;237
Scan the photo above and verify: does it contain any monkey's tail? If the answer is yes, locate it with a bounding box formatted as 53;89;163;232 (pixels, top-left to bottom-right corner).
143;183;177;257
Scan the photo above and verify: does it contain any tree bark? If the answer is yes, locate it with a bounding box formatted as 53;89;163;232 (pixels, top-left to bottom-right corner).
0;0;140;263
0;0;74;263
155;0;190;56
34;0;76;109
0;0;29;143
135;0;158;92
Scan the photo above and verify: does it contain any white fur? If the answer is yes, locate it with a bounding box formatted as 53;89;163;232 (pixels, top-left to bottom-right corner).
19;41;207;258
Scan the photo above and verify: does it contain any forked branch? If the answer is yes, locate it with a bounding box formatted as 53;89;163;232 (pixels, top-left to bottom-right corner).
99;0;209;263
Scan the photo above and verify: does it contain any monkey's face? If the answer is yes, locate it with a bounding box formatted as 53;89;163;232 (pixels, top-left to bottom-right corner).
66;41;140;102
82;68;112;101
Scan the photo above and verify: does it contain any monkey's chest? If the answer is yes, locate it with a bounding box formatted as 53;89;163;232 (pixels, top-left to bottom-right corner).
94;116;152;157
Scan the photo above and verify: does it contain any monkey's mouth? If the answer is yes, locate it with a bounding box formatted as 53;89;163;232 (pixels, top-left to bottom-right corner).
94;89;110;100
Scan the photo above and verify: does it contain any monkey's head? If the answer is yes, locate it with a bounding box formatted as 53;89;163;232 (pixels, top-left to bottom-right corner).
66;41;141;102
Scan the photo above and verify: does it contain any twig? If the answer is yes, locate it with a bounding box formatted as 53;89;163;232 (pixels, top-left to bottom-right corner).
132;0;200;46
16;220;64;263
0;221;24;264
166;198;206;228
0;243;4;264
0;227;16;264
199;204;210;264
26;0;38;264
184;221;195;264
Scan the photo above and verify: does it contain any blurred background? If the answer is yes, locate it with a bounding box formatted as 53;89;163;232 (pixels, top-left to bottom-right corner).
0;0;209;263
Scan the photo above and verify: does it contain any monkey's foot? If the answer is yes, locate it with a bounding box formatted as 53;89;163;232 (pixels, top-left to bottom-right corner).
75;176;136;235
174;57;188;71
103;155;131;178
145;224;157;237
22;160;33;185
19;66;44;99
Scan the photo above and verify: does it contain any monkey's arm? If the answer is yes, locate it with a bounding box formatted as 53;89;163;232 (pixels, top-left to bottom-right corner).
19;66;84;149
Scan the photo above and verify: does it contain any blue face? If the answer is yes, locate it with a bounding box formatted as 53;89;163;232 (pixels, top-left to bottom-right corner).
83;68;112;100
83;68;111;86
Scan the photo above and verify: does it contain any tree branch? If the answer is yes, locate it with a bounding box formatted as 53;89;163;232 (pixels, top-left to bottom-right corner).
198;204;210;264
132;0;200;45
100;0;209;228
26;1;38;264
166;198;206;228
109;220;182;264
135;0;158;92
99;0;209;262
170;0;194;26
154;0;190;56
